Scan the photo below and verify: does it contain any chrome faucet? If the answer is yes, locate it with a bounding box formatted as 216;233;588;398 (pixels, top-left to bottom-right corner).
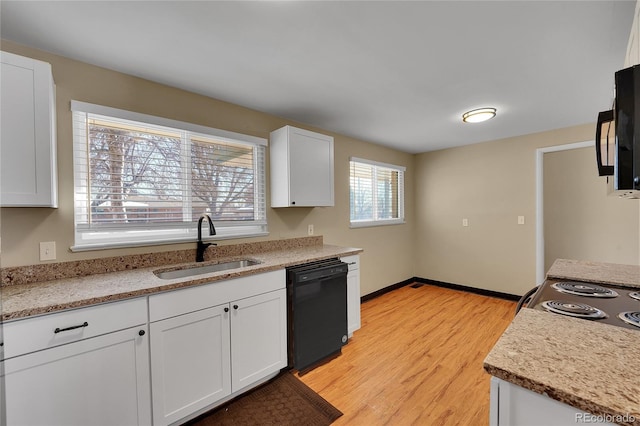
196;213;216;262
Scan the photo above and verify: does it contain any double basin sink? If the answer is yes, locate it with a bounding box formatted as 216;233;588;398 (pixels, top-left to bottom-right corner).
154;259;261;280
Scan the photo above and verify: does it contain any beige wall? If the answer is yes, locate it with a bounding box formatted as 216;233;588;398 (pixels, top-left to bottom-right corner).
412;125;639;296
0;40;415;297
544;147;639;270
3;40;638;299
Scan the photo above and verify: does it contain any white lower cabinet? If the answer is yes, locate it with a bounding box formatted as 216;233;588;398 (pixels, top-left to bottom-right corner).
1;299;151;426
490;377;616;426
149;269;287;426
340;255;361;337
150;305;231;425
0;270;288;426
230;290;288;392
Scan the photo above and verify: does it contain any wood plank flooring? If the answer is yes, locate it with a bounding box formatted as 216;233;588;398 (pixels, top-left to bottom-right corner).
298;283;516;426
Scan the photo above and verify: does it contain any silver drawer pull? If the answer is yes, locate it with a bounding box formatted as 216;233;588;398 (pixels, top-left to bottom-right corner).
54;322;88;334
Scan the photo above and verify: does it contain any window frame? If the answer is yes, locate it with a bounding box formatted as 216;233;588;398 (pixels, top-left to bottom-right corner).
70;101;268;252
349;156;406;228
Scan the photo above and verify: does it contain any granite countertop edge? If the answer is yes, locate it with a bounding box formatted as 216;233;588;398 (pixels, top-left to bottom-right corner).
483;361;639;426
483;310;640;426
1;244;363;322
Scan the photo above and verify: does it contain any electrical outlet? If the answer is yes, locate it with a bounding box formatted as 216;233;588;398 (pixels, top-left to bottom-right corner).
518;216;525;225
40;241;56;261
308;224;314;236
462;218;469;227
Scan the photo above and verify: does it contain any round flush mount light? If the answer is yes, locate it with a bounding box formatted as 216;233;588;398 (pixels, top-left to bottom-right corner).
462;107;497;123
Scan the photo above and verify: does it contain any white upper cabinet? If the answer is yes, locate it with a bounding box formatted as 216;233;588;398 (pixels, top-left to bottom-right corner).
270;125;335;207
624;1;640;67
0;51;58;207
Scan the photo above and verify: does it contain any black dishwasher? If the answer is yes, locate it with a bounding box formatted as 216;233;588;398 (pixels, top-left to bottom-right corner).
286;258;349;373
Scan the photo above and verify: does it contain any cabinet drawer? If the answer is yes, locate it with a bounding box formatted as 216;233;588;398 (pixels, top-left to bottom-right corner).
341;255;360;271
149;269;285;322
2;298;147;360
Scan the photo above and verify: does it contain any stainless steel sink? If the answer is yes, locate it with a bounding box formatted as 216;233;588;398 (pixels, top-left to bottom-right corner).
154;259;261;280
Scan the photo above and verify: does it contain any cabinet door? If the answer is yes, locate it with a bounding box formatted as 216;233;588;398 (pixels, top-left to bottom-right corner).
491;377;616;426
230;289;287;392
2;326;151;426
288;128;334;206
0;51;57;207
341;255;362;337
150;305;231;426
271;125;334;207
346;268;361;336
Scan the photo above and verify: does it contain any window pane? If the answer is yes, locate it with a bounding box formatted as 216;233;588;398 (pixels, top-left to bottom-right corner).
191;136;255;221
376;168;398;220
87;119;182;225
350;162;373;221
350;158;404;226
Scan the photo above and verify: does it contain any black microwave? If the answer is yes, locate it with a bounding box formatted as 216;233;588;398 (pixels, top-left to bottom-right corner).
596;64;640;198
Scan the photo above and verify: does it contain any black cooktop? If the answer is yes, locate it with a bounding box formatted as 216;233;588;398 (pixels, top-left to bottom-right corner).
528;279;640;330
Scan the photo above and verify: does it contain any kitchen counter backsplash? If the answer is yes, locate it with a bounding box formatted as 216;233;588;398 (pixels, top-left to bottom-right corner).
1;237;362;321
1;236;323;287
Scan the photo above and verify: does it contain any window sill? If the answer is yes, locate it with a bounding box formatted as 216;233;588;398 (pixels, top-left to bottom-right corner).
70;231;269;252
349;220;405;229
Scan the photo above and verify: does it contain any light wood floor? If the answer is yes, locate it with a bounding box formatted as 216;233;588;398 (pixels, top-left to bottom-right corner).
298;283;516;426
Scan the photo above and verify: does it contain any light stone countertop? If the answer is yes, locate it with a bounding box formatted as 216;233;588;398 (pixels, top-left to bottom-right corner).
0;243;362;322
484;259;640;426
547;259;640;289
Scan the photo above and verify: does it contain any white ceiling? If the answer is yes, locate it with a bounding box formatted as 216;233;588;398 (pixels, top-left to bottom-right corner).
0;1;635;153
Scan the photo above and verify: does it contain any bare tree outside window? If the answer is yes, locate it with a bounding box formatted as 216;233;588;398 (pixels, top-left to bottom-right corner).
72;104;267;249
87;120;256;225
191;138;255;221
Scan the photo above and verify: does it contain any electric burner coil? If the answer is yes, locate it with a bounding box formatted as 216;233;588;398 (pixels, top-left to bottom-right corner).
540;300;608;319
618;311;640;328
551;282;619;298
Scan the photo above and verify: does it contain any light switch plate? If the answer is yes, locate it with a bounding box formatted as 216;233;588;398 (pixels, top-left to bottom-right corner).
308;224;314;235
518;216;525;225
462;218;469;227
40;241;56;261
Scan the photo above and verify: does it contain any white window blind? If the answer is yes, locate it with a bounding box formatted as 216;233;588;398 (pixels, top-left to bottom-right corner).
349;157;405;227
71;101;267;251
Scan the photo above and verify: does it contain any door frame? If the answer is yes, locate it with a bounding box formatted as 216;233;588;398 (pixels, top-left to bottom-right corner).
535;140;593;284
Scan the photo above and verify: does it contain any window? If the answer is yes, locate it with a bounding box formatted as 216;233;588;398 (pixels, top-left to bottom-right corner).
349;157;405;227
71;101;267;251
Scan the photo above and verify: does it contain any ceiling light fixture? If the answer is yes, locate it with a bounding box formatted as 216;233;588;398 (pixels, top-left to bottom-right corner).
462;107;497;123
